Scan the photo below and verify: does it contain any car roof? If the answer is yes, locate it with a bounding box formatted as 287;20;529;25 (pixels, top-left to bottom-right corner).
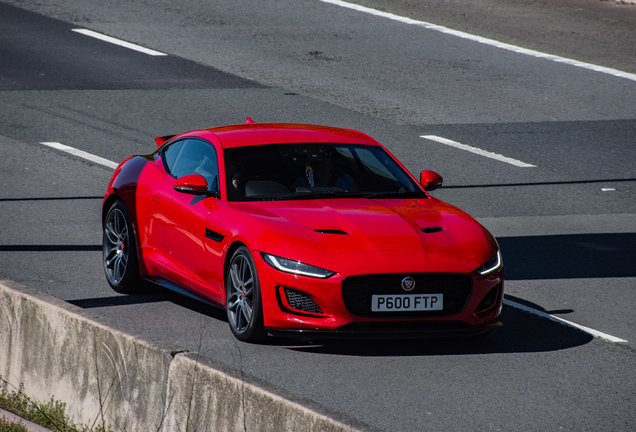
195;123;381;149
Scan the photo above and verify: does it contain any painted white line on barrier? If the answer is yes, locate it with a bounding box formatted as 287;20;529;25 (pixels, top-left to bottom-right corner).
504;299;627;343
40;142;119;170
72;29;167;56
421;135;536;167
318;0;636;83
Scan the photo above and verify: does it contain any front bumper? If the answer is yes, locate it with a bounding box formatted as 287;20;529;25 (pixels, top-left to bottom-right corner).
255;249;504;333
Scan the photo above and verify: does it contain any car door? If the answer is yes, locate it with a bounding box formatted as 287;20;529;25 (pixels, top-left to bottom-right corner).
147;138;221;297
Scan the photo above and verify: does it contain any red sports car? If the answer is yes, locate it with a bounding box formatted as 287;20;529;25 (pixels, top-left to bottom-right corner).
102;120;503;342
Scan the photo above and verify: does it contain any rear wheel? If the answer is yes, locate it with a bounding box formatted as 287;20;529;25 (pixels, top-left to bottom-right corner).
226;246;265;342
103;200;141;294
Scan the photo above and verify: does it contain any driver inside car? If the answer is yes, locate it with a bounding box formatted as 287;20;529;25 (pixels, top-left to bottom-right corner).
292;151;358;192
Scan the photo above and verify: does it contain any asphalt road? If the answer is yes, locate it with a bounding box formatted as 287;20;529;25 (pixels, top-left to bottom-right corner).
1;0;635;430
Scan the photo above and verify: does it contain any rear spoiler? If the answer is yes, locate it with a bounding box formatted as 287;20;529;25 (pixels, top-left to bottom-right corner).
155;135;176;147
155;117;253;147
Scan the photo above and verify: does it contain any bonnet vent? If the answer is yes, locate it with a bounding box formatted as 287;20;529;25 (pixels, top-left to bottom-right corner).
422;227;444;234
314;229;349;235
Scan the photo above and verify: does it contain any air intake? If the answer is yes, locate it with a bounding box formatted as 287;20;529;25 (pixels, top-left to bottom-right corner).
284;288;323;314
476;284;500;314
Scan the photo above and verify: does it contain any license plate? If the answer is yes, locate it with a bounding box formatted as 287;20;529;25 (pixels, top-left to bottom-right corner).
371;294;443;312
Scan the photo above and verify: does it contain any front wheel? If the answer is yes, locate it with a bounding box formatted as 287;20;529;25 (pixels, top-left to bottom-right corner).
103;200;141;294
225;246;265;342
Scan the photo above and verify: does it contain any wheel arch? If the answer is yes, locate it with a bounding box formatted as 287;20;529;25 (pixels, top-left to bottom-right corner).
102;192;123;224
223;240;249;286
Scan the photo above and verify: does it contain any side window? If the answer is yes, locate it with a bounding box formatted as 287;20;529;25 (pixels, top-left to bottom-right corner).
163;140;184;172
164;139;219;192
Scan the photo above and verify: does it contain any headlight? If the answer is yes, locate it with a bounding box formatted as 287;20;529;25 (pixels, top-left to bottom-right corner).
475;250;502;275
261;253;335;279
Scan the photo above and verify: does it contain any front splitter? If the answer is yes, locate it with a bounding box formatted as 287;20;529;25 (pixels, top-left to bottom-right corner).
266;320;501;341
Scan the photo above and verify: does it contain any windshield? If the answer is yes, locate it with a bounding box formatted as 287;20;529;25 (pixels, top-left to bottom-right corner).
224;143;425;201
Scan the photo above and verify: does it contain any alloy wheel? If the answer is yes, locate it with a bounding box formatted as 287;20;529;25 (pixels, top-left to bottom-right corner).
227;252;256;335
103;208;129;285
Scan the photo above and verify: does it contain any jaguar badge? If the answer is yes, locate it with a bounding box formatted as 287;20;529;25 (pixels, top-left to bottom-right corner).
401;276;416;292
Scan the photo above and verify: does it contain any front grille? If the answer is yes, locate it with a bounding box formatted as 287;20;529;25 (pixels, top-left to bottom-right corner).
284;288;323;314
342;273;472;318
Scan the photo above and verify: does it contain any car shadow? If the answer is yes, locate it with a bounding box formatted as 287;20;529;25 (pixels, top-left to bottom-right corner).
71;285;595;354
68;282;228;322
71;287;594;354
283;301;594;356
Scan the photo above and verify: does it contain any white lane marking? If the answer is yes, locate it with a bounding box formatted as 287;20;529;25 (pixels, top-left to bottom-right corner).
421;135;536;167
72;29;167;56
40;142;119;169
319;0;636;83
504;299;628;343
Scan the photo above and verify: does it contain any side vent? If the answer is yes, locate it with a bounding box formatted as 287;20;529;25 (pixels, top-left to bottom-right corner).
205;229;224;243
422;227;444;234
314;229;349;235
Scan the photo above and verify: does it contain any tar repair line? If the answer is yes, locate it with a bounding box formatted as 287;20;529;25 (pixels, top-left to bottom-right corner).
72;29;167;56
421;135;536;167
41;142;627;344
319;0;636;83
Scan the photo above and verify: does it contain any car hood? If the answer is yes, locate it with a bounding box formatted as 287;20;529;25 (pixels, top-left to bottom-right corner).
228;197;497;258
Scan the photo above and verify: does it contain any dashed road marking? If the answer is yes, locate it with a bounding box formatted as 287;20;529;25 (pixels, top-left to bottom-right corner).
72;29;167;56
319;0;636;83
40;142;119;169
421;135;536;167
504;298;627;343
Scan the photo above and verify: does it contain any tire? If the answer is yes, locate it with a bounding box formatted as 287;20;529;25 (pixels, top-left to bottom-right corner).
225;246;265;342
102;200;141;294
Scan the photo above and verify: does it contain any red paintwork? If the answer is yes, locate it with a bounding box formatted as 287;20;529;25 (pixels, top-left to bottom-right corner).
103;123;503;336
173;174;209;192
420;170;443;191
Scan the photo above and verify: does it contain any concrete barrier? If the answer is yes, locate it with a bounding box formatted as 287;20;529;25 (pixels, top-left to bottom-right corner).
0;280;373;432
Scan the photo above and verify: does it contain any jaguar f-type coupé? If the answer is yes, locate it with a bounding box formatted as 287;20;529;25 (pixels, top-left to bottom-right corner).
102;120;503;342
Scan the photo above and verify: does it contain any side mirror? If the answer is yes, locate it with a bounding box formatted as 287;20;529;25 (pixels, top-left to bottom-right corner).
420;170;443;191
173;174;217;197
